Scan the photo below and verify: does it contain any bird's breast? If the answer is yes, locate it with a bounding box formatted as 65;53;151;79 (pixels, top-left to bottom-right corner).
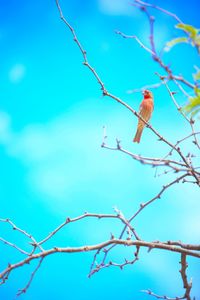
141;98;154;111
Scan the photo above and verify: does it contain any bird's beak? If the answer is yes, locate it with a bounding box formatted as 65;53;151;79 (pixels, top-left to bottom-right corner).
142;91;145;95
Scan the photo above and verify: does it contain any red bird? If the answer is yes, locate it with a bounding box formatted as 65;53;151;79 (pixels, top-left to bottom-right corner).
133;90;154;143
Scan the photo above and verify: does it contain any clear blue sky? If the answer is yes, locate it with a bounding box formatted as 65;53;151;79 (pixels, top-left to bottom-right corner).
0;0;199;299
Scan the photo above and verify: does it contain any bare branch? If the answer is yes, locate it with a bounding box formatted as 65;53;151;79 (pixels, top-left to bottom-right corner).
115;30;155;55
38;212;119;246
132;0;183;23
89;173;190;274
1;238;200;284
0;218;44;252
142;289;183;300
180;254;192;300
17;258;44;297
156;74;200;150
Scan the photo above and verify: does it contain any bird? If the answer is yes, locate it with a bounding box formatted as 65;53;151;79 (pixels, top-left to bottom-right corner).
133;90;154;143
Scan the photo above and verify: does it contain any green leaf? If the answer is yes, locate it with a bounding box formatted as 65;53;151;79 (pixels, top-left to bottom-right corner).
194;35;200;46
194;87;200;97
194;38;200;54
184;94;200;115
184;98;200;113
191;108;200;117
176;23;199;39
183;87;200;116
166;37;188;49
193;69;200;81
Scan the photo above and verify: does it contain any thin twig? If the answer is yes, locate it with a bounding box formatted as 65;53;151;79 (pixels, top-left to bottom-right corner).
0;219;44;252
17;258;44;297
0;237;29;256
38;212;138;246
141;289;183;300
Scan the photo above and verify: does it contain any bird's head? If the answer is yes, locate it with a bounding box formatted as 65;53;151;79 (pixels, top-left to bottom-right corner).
142;90;153;99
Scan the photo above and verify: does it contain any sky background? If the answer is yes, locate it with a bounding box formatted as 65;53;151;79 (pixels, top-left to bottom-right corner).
0;0;200;299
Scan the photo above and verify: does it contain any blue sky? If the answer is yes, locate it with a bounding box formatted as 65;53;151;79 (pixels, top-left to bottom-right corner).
0;0;200;299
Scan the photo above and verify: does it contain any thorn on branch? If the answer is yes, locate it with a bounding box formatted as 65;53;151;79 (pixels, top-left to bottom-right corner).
153;56;159;62
190;118;195;125
102;90;108;96
116;139;121;149
110;233;115;240
140;6;146;11
17;288;26;295
29;242;37;247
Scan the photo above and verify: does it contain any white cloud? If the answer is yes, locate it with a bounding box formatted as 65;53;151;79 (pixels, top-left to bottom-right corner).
0;112;12;144
30;164;71;199
0;103;127;205
0;98;199;224
9;64;26;83
98;0;131;15
4;115;91;200
0;112;78;201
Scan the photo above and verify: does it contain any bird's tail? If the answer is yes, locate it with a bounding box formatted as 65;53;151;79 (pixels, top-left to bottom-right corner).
133;127;144;143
